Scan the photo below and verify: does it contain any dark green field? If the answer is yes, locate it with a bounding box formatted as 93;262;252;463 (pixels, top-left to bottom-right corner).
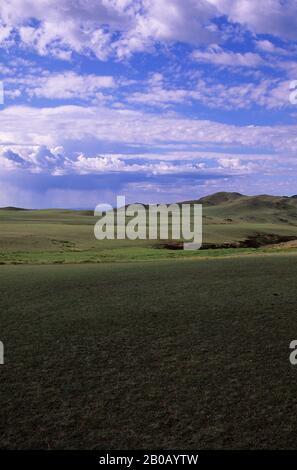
2;193;297;449
1;255;297;449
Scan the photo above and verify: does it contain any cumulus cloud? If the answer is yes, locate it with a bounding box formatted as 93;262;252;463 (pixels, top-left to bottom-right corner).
0;144;212;178
218;157;258;172
29;72;116;101
1;103;297;152
0;0;219;60
124;76;292;110
1;0;297;61
1;103;297;176
0;145;67;173
193;79;292;110
70;153;208;175
255;39;290;56
0;0;133;59
208;0;297;41
192;45;265;68
0;139;288;208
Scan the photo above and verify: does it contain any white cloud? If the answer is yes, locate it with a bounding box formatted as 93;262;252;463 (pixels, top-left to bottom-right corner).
0;144;209;176
0;22;12;42
124;76;292;110
30;72;116;100
208;0;297;41
127;88;190;107
1;104;297;162
0;0;134;59
218;157;257;172
0;0;217;60
192;45;264;68
113;0;219;58
255;39;289;56
1;0;297;60
0;145;67;172
3;71;117;103
194;79;293;110
70;153;206;175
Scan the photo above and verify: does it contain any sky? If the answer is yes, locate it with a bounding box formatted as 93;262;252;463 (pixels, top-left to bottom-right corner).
0;0;297;208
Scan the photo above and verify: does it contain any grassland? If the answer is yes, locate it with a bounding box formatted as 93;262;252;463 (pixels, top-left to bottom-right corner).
2;191;297;265
1;256;297;449
1;193;297;449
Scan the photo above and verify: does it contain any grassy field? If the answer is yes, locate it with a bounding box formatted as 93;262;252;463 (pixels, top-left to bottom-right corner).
1;197;297;264
1;194;297;449
1;256;297;449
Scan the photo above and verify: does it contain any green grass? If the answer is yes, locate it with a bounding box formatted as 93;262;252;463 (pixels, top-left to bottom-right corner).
2;196;297;449
1;256;297;449
2;246;297;265
0;247;258;264
1;205;297;264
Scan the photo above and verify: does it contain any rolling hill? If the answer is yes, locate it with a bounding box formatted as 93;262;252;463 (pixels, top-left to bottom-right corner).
190;192;297;247
195;192;297;225
1;192;297;263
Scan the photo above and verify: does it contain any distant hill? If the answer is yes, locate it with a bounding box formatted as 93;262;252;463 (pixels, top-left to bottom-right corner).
2;192;297;226
1;192;297;251
180;192;297;226
197;191;245;206
0;206;27;211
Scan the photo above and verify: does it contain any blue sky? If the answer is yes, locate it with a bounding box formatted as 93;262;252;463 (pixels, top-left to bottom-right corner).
0;0;297;208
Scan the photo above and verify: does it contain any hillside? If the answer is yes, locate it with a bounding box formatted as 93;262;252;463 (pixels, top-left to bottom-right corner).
189;192;297;247
194;192;297;225
0;206;26;211
1;192;297;263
